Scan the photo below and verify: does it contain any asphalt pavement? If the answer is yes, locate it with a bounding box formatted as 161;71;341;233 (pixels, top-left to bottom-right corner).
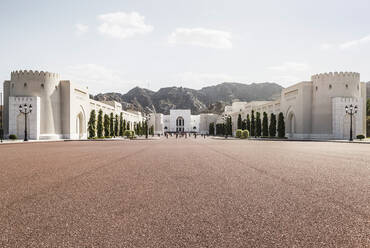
0;137;369;247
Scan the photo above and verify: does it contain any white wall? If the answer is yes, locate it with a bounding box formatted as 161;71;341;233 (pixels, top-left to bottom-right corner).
8;96;40;140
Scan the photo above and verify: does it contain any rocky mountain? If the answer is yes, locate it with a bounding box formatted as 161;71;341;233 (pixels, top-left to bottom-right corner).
94;82;283;114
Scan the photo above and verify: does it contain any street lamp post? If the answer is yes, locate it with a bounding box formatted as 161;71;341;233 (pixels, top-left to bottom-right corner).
345;104;357;141
19;103;32;141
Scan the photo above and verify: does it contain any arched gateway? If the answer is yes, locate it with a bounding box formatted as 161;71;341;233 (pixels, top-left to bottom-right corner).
287;112;296;137
76;106;86;139
176;116;184;132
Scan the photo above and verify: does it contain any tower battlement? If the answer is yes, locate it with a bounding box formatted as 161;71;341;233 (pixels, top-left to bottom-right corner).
311;72;360;81
11;70;60;81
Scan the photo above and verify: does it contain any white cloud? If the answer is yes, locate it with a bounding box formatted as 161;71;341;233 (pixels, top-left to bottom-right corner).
339;34;370;49
168;28;232;49
97;11;153;39
75;24;89;35
62;64;136;94
320;34;370;50
268;62;309;72
320;43;334;51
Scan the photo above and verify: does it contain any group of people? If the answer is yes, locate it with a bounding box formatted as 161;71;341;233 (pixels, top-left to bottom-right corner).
164;132;207;139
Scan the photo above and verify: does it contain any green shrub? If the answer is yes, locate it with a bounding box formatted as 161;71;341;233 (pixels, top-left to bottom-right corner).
241;130;249;139
105;136;112;139
236;129;242;138
356;134;365;140
124;130;135;138
9;134;17;140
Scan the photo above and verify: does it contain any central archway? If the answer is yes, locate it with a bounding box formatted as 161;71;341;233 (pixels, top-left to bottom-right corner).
176;116;184;132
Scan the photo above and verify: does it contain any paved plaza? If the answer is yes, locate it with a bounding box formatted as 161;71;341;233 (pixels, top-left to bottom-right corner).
0;138;369;247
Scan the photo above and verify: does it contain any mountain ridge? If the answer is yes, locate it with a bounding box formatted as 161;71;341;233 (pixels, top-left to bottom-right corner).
94;82;284;114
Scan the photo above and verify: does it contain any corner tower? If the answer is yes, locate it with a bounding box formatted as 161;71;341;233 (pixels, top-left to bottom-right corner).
311;72;361;135
7;70;63;139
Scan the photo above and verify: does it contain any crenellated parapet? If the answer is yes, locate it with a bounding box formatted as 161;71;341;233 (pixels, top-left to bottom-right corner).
11;70;60;81
311;72;360;81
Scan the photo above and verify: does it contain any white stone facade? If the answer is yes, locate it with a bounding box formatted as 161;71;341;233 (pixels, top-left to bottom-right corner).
3;70;366;140
332;97;364;140
3;70;144;140
221;72;367;140
8;96;40;140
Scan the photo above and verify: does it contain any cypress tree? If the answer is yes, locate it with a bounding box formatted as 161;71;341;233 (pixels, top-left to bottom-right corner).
269;113;277;137
250;110;255;137
262;112;268;137
104;114;110;137
237;114;242;129
277;112;285;138
216;123;223;135
246;114;251;133
227;116;232;136
139;122;143;136
241;119;247;130
209;122;215;135
119;113;124;136
114;114;119;137
256;112;262;137
97;109;103;138
109;113;114;136
144;121;148;137
134;123;138;135
126;121;130;130
88;110;96;138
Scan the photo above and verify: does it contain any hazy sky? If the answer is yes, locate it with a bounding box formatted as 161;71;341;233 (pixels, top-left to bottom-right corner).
1;0;369;94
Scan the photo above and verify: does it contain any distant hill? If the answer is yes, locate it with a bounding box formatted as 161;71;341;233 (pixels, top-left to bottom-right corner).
94;82;283;114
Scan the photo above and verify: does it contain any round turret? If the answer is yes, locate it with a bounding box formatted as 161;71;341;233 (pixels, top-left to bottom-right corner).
311;72;361;134
311;72;360;98
9;70;62;136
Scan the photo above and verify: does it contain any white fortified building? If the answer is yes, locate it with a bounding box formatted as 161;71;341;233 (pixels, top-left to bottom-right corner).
1;70;367;140
2;70;144;140
222;72;367;139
